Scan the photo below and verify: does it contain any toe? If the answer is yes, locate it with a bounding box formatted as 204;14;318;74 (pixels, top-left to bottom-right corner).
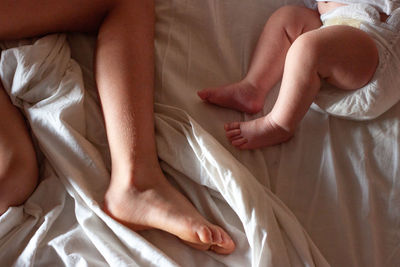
232;137;248;147
229;134;244;142
209;243;235;255
197;90;210;100
196;225;213;244
226;128;241;138
209;229;235;254
224;122;241;131
210;227;222;244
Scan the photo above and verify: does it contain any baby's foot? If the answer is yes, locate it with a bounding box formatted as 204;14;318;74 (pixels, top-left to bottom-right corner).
103;176;235;254
197;80;266;114
225;114;293;149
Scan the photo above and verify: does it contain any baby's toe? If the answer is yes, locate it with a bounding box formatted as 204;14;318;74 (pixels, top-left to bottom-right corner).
231;137;247;147
197;89;210;100
224;122;241;131
226;128;241;138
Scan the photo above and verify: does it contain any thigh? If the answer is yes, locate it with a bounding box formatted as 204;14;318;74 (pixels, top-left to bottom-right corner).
0;82;38;213
270;5;322;43
0;83;35;161
0;0;115;40
311;25;379;90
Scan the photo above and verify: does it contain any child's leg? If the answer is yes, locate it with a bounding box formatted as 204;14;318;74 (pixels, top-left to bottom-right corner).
198;6;321;114
0;0;234;254
227;25;378;149
0;83;38;215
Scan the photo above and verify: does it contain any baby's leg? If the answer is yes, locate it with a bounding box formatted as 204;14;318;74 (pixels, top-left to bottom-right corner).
227;25;378;149
198;6;321;114
0;83;38;214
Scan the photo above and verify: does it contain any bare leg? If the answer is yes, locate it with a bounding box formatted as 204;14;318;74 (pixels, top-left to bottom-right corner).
227;26;378;149
0;0;234;253
0;82;38;214
197;6;321;114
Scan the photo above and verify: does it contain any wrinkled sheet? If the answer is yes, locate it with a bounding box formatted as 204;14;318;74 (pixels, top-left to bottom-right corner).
0;0;399;266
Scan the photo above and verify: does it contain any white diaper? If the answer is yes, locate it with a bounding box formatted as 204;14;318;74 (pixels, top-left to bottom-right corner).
311;4;400;120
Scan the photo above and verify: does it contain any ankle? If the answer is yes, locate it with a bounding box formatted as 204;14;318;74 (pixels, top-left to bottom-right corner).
267;114;296;135
110;159;165;191
236;78;267;114
243;75;263;92
245;71;276;93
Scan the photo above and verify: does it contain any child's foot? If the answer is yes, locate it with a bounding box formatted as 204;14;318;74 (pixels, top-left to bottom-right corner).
197;80;266;114
225;114;293;149
103;172;235;254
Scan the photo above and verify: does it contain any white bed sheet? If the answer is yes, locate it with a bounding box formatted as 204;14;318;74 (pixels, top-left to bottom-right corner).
0;0;399;266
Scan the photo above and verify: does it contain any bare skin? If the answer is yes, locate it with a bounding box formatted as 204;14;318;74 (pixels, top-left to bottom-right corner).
0;83;38;214
0;0;235;254
198;3;379;149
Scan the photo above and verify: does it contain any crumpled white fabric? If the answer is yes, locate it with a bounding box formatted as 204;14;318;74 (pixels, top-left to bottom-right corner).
0;34;178;267
0;33;329;266
155;104;329;266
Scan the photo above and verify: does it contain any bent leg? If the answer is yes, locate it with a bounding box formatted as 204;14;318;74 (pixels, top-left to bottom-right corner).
226;26;378;149
0;0;235;253
198;5;321;114
0;83;38;215
272;25;378;129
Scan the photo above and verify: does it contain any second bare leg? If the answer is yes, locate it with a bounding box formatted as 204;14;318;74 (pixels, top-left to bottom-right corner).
0;83;38;215
197;6;321;114
227;25;379;149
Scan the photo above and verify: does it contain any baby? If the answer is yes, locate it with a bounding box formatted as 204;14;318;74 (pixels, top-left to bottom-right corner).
198;1;397;149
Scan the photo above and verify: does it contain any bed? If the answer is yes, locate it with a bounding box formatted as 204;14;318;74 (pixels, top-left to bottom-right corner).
1;0;399;266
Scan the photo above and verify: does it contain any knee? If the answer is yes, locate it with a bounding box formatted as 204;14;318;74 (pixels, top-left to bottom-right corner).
0;152;38;214
273;5;310;17
287;31;321;67
270;6;305;25
270;5;321;42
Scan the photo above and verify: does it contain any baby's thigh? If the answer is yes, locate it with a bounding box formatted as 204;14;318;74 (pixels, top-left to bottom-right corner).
312;26;378;89
270;5;322;37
